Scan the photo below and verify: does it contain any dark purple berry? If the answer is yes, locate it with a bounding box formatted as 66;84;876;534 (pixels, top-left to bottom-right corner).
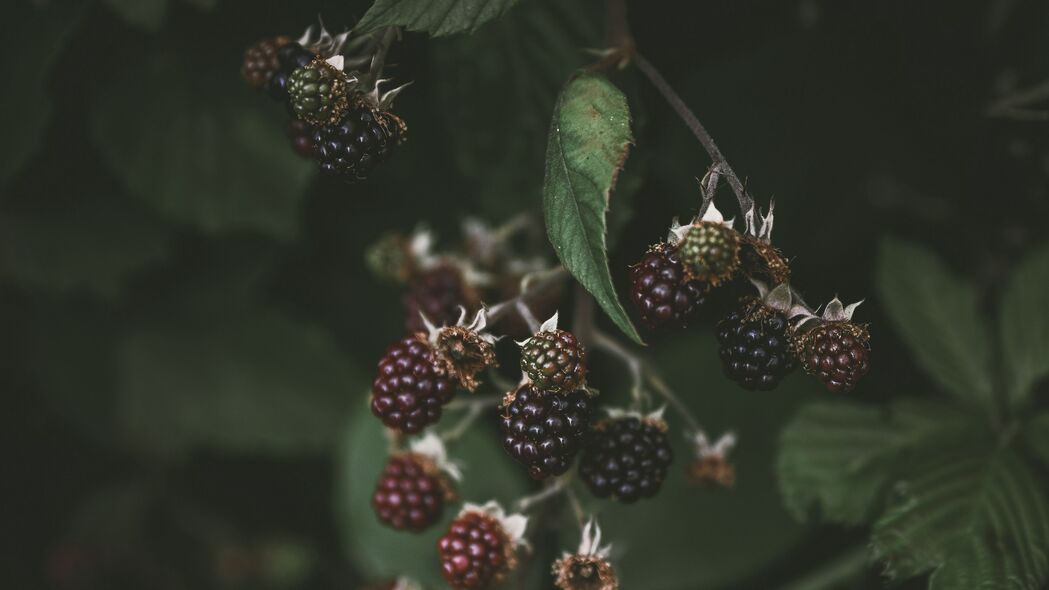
500;386;591;479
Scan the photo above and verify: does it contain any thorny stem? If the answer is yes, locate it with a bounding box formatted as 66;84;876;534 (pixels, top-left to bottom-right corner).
633;54;756;218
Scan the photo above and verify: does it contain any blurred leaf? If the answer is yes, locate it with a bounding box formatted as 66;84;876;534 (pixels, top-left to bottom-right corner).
597;332;808;590
90;53;314;239
778;399;969;526
1025;412;1049;468
543;73;640;344
103;0;166;29
1;191;171;298
116;298;361;455
871;447;1049;590
430;0;598;219
1;1;86;189
356;0;523;36
1000;241;1049;405
334;404;530;588
877;238;993;407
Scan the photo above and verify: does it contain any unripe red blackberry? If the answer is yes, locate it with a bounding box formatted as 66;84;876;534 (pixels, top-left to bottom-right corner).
438;511;515;589
286;119;316;158
404;265;478;334
715;297;797;391
313;104;404;182
519;328;586;394
674;222;740;285
795;321;870;393
242;36;291;90
371;335;457;433
372;453;452;532
578;416;673;504
500;386;592;479
629;245;707;329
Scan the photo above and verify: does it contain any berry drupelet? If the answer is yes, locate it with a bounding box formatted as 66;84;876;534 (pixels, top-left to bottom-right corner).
372;453;451;532
500;386;591;479
578;416;673;503
371;335;456;434
312;104;403;182
629;245;707;329
519;329;587;394
715;298;797;391
438;511;514;589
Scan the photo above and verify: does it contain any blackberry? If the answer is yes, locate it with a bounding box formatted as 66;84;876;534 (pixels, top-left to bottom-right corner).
674;222;740;285
286;119;315;158
796;321;870;393
629;246;707;329
404;265;477;334
372;453;451;532
519;329;587;394
265;70;290;102
371;335;457;433
438;511;513;589
500;386;591;479
288;60;349;125
241;36;291;90
716;299;796;390
578;417;673;504
312;104;404;182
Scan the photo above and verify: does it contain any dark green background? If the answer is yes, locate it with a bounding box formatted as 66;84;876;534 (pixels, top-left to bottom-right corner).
4;0;1048;588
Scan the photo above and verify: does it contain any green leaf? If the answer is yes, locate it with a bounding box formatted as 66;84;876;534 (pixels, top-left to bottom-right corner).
0;190;171;298
1000;242;1049;405
356;0;523;36
1024;412;1049;468
90;54;314;239
877;238;993;406
871;448;1049;590
115;299;362;455
543;73;640;344
1;1;86;189
777;399;967;525
334;404;530;588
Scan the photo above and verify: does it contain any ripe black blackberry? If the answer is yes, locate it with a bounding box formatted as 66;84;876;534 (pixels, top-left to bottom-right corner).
241;35;291;89
716;298;796;390
312;104;403;182
629;245;707;329
438;511;514;589
371;335;456;433
578;416;673;504
286;119;315;158
519;329;586;394
404;265;477;334
500;386;591;479
796;321;870;393
372;453;451;532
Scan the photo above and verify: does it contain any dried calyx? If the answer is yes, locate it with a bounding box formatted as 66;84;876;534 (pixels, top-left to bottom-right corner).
552;519;618;590
422;308;498;392
687;431;737;488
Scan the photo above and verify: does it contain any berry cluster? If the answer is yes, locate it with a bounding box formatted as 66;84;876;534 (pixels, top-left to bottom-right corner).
629;201;870;393
578;416;674;504
242;26;406;182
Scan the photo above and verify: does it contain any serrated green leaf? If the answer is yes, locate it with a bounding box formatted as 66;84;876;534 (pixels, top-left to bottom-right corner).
877;238;993;406
356;0;523;36
1001;242;1049;405
871;447;1049;590
1;1;86;190
777;399;966;526
543;73;640;344
1025;412;1049;468
90;54;314;239
116;299;361;455
334;404;530;588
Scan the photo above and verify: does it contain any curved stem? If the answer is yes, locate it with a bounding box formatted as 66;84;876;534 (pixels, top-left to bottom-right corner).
516;476;569;512
440;398;498;442
486;267;569;326
591;330;646;410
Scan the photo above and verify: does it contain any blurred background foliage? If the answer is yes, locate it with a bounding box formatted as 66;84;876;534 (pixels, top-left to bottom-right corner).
3;0;1049;588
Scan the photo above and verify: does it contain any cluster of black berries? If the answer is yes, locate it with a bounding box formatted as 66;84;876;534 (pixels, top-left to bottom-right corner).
241;33;405;182
628;205;870;393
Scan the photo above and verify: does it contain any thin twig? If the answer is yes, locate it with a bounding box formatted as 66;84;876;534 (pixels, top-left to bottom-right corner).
634;54;756;217
440;401;490;442
564;487;587;529
644;363;703;435
486;267;569;326
445;395;503;412
515;300;541;333
367;26;399;85
987;78;1049;122
591;330;646;410
516;477;569;512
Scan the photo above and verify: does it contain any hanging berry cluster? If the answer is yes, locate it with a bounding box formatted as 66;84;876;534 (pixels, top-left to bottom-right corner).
629;200;871;393
241;24;407;181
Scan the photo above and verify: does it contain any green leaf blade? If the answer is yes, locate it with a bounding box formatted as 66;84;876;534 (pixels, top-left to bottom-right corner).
1000;242;1049;405
356;0;523;37
877;238;993;406
543;73;641;343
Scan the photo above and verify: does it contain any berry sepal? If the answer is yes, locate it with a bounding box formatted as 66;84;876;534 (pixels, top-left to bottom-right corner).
687;431;737;488
410;432;463;482
790;296;870;393
552;519;618;590
420;308;498;392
